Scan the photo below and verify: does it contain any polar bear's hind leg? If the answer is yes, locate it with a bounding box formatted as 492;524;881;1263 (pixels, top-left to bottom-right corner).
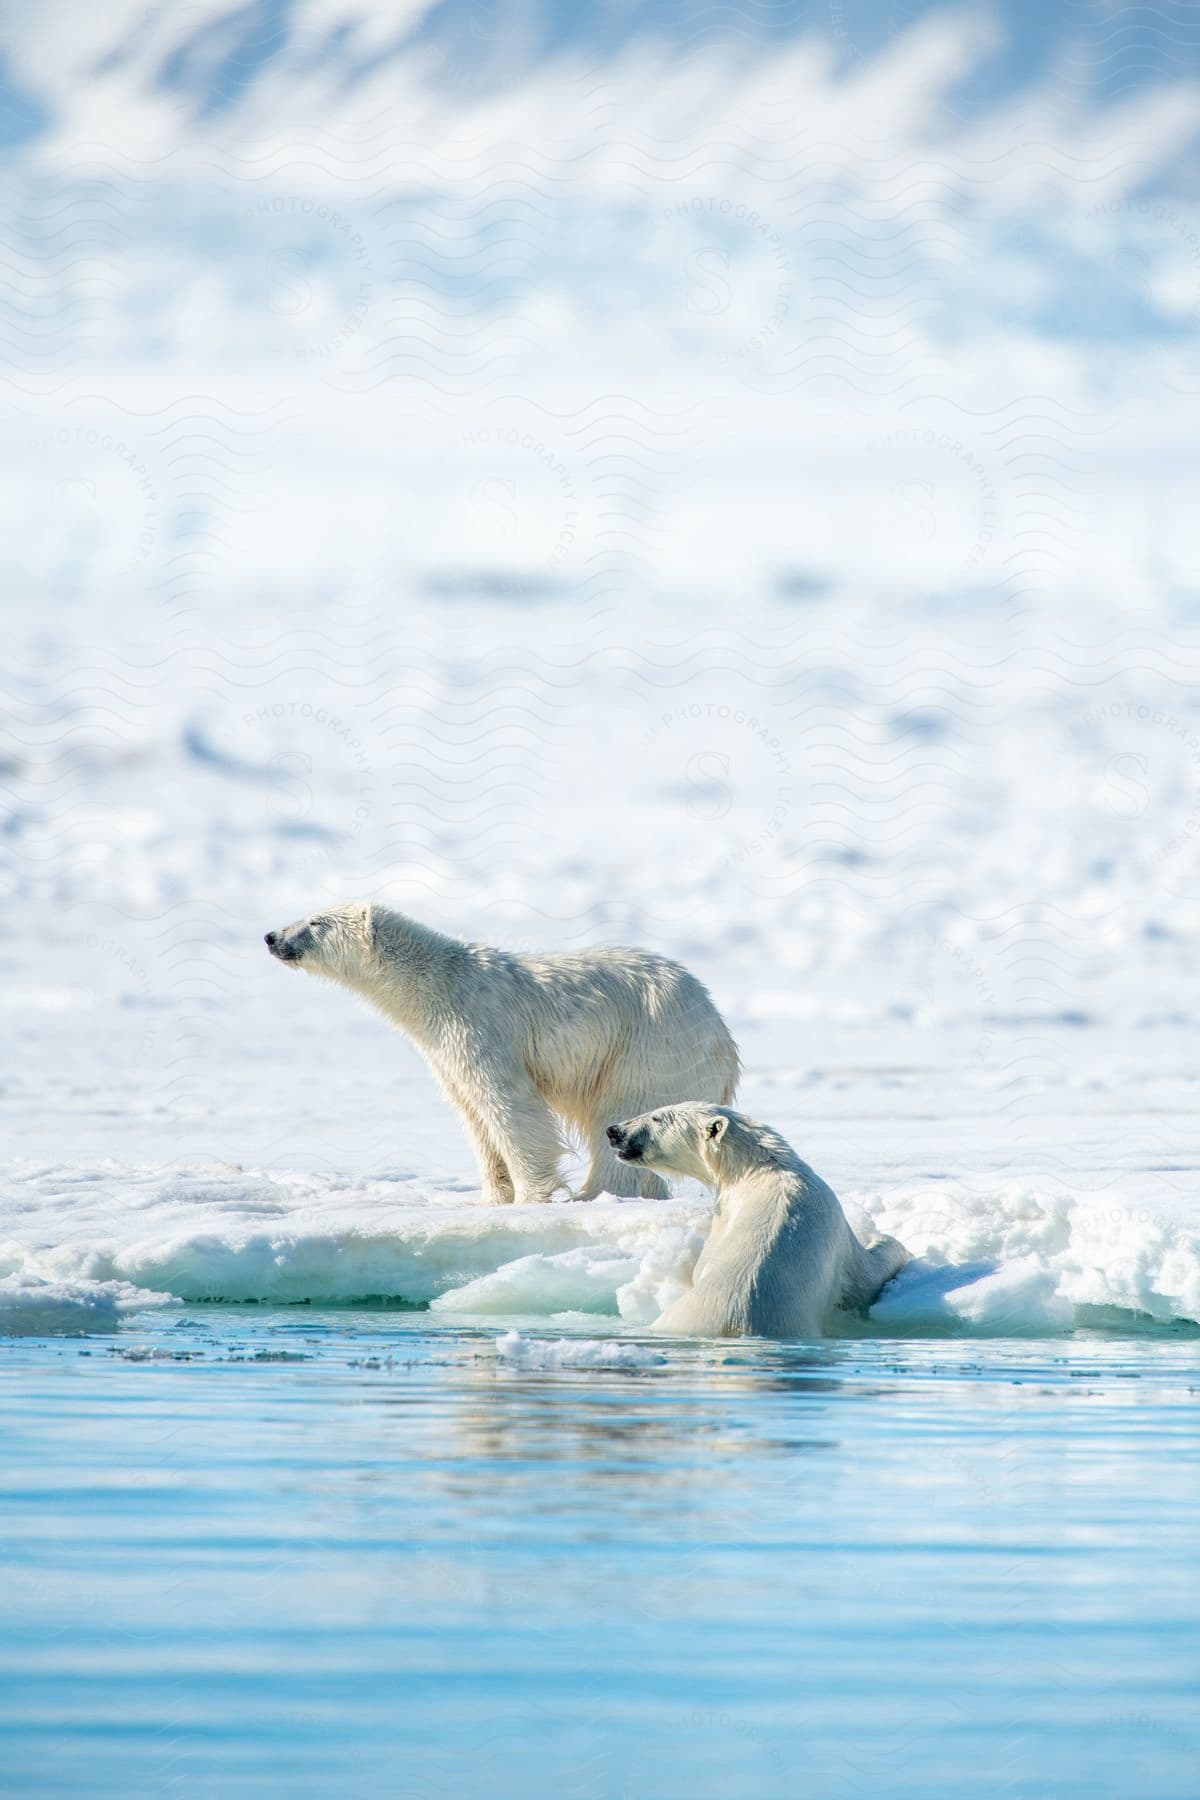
576;1103;671;1202
576;1134;667;1201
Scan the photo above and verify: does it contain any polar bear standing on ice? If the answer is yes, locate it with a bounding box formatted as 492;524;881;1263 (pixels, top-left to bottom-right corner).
607;1104;909;1336
265;904;740;1205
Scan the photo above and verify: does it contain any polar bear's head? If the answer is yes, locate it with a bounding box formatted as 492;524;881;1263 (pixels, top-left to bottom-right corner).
606;1102;733;1186
264;903;375;982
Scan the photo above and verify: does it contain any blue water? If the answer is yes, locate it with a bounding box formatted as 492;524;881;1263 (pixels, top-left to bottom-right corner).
2;1311;1198;1799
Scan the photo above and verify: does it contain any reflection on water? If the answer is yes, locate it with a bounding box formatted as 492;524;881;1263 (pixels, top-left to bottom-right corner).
0;1310;1198;1799
419;1343;847;1502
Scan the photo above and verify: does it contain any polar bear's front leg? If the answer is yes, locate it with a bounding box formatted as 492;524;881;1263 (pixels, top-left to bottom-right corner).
433;1069;516;1204
467;1066;567;1206
461;1109;517;1206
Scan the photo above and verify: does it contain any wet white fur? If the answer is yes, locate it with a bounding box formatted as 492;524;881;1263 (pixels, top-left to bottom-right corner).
269;904;739;1205
613;1103;909;1336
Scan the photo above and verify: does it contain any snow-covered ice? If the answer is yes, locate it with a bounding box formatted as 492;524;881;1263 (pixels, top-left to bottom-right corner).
494;1331;668;1370
0;1271;173;1335
3;1153;1197;1335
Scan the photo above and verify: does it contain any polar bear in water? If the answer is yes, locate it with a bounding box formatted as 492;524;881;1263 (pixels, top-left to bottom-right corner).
606;1104;909;1337
265;904;739;1206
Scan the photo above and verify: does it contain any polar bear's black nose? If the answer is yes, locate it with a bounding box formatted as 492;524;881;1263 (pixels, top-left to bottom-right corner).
606;1124;625;1147
265;932;277;949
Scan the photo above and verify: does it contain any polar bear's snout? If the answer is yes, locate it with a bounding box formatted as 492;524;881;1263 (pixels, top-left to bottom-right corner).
607;1122;648;1163
265;921;312;964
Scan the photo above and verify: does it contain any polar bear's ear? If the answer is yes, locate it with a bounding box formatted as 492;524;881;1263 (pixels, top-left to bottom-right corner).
706;1115;728;1145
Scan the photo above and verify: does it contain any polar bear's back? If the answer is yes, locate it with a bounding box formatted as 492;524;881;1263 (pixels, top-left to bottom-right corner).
754;1161;910;1331
513;944;708;1006
498;945;739;1107
656;1134;909;1338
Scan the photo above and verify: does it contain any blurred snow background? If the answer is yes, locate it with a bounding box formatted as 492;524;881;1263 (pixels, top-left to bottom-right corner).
2;1;1200;1294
